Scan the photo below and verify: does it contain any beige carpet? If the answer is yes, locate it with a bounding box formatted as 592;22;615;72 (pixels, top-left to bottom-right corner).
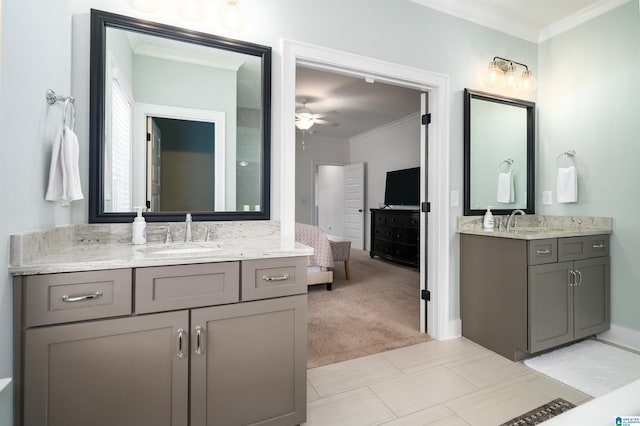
307;248;432;368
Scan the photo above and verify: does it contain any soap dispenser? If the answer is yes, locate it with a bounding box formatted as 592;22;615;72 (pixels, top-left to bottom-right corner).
132;207;147;245
483;207;495;230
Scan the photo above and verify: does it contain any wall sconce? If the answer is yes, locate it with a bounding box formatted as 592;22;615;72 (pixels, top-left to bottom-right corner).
484;57;537;94
176;0;207;22
128;0;160;13
219;0;247;32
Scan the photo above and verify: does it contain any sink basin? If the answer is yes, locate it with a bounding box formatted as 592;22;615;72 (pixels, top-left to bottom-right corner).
151;247;221;255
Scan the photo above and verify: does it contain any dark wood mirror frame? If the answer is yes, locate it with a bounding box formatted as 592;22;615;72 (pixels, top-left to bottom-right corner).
463;89;535;216
89;9;271;223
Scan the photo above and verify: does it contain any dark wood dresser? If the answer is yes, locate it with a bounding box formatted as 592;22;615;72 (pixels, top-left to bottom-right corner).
370;208;420;268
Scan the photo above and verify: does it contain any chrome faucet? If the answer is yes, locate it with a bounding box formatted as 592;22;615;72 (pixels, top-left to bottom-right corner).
184;213;193;242
506;209;526;233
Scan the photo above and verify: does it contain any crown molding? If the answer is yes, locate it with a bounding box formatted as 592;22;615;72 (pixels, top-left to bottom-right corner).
538;0;632;42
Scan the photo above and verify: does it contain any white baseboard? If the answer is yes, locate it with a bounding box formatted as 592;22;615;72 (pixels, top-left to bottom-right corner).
597;324;640;353
447;319;462;339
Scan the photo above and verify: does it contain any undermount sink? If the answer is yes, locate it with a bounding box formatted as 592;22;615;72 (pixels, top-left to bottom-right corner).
137;244;223;256
151;247;222;255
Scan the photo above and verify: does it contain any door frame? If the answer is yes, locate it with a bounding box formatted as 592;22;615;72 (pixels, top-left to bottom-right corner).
281;40;452;340
311;160;348;230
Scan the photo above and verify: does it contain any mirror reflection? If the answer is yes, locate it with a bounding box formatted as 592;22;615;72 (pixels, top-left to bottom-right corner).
90;9;271;222
463;89;535;216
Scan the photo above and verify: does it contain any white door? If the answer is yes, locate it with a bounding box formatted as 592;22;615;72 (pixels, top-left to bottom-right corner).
343;163;365;250
146;117;162;212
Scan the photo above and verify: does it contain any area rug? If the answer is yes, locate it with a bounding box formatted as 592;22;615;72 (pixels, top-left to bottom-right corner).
307;249;432;368
499;398;576;426
524;339;640;397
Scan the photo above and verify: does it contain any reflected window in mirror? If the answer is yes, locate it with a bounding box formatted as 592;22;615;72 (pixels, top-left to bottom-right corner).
90;9;271;222
463;89;535;216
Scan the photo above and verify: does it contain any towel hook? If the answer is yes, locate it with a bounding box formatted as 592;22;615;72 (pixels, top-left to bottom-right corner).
498;158;514;173
47;89;76;131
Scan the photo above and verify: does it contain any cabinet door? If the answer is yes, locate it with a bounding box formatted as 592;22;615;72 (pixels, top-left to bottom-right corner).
574;257;610;339
191;295;307;426
528;262;574;353
24;311;189;426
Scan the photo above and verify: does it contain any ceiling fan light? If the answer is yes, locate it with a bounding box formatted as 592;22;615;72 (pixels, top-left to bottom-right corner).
295;117;315;130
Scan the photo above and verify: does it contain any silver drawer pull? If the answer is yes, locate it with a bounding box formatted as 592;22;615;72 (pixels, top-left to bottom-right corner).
195;325;204;356
61;291;103;303
262;274;289;282
177;328;185;359
592;243;605;249
536;249;551;255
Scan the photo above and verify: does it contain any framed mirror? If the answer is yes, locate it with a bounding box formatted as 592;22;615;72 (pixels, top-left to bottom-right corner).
463;89;535;216
89;9;271;222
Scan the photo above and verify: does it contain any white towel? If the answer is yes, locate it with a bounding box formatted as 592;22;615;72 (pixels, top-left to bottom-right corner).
45;126;84;203
557;166;577;203
496;171;515;203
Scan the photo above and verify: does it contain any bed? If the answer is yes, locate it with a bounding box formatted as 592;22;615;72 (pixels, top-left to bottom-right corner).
295;223;334;290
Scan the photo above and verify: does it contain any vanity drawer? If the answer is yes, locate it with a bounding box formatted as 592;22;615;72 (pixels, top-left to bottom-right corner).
558;235;609;261
241;257;307;301
528;239;558;265
24;269;132;327
135;262;239;313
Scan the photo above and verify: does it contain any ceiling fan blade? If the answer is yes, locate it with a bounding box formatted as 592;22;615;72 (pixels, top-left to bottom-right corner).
314;118;339;127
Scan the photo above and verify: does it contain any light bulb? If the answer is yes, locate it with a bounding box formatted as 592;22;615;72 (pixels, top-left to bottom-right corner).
483;60;503;88
129;0;160;13
503;62;521;92
521;69;538;93
177;0;206;22
295;114;315;130
220;0;247;32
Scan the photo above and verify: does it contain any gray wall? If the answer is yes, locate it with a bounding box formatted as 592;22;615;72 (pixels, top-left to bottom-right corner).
2;1;638;424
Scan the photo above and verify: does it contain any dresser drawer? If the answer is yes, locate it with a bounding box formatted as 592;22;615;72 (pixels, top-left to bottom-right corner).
402;213;420;228
528;239;558;265
241;257;307;301
24;269;132;327
135;262;239;313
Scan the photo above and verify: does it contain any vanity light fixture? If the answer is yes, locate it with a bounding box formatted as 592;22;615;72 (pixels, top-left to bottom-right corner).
128;0;160;13
176;0;207;22
484;57;537;94
219;0;247;32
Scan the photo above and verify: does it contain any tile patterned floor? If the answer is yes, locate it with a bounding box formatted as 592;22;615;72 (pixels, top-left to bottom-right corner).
305;338;591;426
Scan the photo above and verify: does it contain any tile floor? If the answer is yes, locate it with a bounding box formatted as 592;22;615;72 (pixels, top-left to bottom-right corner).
304;338;591;426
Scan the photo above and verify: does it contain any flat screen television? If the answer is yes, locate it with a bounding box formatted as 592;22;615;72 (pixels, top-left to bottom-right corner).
384;167;420;207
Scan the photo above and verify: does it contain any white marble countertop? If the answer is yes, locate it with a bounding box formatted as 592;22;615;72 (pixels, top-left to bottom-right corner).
457;215;613;240
9;221;314;276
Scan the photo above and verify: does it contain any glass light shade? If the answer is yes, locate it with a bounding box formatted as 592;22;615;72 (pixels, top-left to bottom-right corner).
503;62;521;91
129;0;160;13
521;70;538;93
177;0;206;22
295;115;315;130
220;0;247;32
483;60;503;88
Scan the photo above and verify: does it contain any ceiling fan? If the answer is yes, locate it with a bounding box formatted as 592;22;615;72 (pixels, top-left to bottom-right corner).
295;99;338;130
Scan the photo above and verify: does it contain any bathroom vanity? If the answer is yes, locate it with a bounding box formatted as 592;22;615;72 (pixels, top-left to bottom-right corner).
10;221;311;426
458;216;612;361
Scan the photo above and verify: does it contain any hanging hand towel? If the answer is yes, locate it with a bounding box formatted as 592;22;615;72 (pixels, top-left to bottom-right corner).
497;171;515;203
45;126;84;202
556;166;577;203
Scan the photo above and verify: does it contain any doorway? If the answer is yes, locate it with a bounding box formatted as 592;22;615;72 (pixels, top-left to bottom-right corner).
282;40;452;340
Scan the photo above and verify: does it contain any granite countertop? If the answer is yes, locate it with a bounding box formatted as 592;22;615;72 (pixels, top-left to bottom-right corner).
9;221;313;276
457;215;613;240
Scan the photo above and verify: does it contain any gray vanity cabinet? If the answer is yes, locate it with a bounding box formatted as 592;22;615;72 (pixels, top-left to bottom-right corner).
529;251;610;353
460;233;610;361
15;257;308;426
23;310;189;426
190;295;307;426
